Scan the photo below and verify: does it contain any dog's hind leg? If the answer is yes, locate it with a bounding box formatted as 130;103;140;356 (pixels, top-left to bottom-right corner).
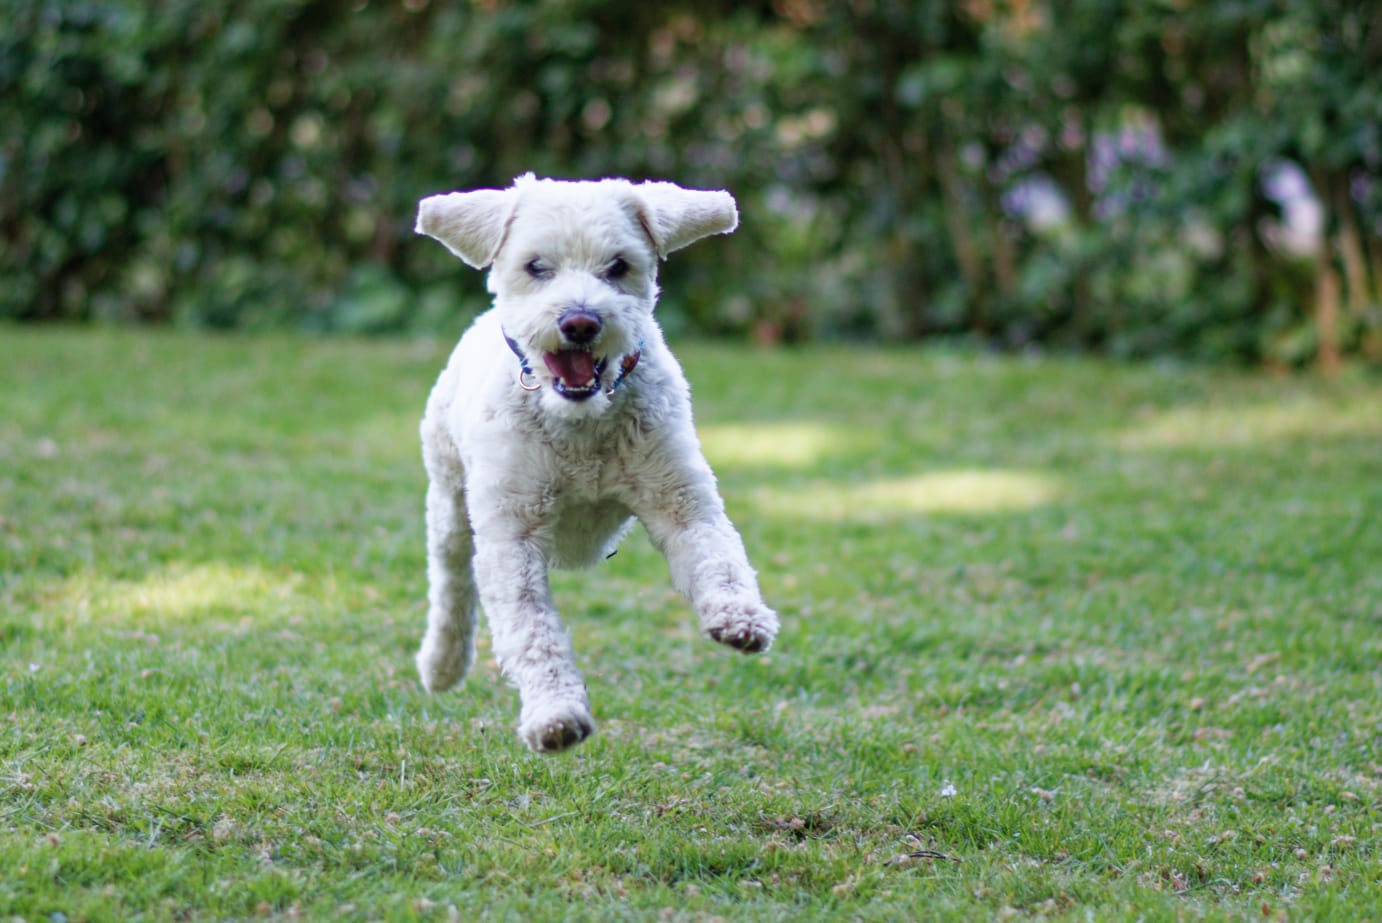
416;423;478;693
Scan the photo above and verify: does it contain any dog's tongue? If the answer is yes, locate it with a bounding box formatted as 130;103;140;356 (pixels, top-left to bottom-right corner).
543;349;597;386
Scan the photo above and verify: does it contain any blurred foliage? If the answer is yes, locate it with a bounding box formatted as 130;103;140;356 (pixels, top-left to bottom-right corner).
1;0;1379;365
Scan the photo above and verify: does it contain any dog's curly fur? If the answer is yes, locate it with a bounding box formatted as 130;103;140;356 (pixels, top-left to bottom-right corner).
414;174;779;752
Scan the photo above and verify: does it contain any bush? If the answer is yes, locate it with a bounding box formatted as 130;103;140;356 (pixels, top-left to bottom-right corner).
2;1;1378;368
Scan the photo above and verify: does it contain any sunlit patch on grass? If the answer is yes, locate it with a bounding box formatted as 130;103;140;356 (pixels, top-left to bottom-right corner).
333;411;424;465
698;422;880;469
48;562;311;629
1121;398;1382;449
749;468;1063;520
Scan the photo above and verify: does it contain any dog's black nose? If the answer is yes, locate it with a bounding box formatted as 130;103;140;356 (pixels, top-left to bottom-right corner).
558;308;602;345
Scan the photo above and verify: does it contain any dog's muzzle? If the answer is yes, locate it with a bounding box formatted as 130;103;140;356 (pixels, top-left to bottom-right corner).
537;308;599;400
503;324;640;401
543;348;606;401
535;308;604;401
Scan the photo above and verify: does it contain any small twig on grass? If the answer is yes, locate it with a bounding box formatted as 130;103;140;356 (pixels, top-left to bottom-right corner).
883;849;961;865
883;833;961;865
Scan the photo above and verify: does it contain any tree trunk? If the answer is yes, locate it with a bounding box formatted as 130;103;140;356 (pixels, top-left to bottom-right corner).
1329;168;1374;313
1315;253;1342;375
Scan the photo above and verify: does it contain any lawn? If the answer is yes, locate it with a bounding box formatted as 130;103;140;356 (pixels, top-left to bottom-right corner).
1;327;1379;921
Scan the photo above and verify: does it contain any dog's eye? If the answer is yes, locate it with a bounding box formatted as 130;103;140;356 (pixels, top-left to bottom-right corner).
525;259;553;280
604;257;629;281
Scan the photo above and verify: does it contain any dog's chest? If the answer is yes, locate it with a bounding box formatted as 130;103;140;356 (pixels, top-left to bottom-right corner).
536;416;644;502
537;424;643;567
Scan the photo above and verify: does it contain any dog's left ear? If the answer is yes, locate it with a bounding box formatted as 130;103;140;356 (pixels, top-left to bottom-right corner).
415;185;518;269
634;182;738;259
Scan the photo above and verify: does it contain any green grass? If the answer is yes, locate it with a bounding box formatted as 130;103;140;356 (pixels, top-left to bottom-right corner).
2;327;1379;921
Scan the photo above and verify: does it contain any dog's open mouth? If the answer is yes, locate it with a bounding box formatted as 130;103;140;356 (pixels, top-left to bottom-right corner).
543;349;607;401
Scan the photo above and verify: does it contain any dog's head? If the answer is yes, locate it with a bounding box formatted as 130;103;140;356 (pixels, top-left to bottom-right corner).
417;174;737;414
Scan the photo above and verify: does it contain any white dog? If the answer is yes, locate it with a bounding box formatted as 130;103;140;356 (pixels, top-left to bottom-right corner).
412;174;779;752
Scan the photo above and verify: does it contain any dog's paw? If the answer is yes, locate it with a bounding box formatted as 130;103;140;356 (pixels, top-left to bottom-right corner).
518;702;596;753
703;601;779;654
416;630;474;693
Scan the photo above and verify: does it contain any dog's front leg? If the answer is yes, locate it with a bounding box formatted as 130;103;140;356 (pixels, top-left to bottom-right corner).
472;534;594;752
636;461;780;654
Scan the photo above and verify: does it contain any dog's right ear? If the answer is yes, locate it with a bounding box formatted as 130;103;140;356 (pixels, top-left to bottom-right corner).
415;186;518;269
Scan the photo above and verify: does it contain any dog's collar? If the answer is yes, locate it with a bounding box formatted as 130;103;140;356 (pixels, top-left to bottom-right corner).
502;328;642;396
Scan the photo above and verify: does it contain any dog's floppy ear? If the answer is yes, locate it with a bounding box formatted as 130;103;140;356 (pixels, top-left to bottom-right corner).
634;181;738;259
415;182;520;269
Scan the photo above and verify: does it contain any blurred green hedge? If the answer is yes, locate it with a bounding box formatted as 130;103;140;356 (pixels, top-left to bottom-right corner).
3;1;1379;366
